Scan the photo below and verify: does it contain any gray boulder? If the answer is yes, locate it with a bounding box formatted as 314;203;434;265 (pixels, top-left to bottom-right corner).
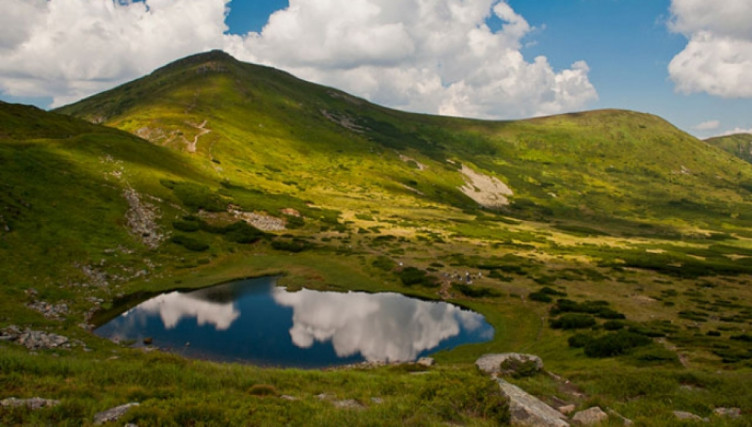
0;397;60;410
476;353;544;376
673;410;707;422
94;402;139;425
572;407;608;425
714;407;741;418
496;378;569;427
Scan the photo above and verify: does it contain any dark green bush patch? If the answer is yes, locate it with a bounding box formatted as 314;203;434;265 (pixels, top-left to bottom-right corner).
223;221;266;244
528;292;553;303
584;331;652;358
271;238;312;253
603;320;625;331
550;314;597;330
172;219;200;232
171;182;227;212
453;283;500;298
399;267;439;288
170;235;209;252
568;333;594;348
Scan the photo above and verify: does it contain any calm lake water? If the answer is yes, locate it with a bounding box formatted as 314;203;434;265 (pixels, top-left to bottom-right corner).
95;277;494;368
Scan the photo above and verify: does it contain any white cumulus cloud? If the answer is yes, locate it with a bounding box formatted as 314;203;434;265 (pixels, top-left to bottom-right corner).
669;0;752;98
693;120;720;131
226;0;597;118
0;0;598;118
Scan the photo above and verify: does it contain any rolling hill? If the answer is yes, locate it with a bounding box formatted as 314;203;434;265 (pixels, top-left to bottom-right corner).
1;51;751;425
707;133;752;165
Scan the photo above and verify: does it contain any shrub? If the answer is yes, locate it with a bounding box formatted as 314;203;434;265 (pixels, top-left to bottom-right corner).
539;286;567;296
550;314;596;330
568;333;594;348
584;331;652;358
223;221;265;244
172;182;227;212
170;235;209;252
399;267;439;288
528;292;553;303
172;220;200;232
603;320;625;331
453;283;500;298
271;239;311;253
285;215;305;229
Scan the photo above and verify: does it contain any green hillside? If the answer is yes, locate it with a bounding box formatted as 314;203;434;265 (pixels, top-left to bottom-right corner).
1;51;751;425
707;133;752;165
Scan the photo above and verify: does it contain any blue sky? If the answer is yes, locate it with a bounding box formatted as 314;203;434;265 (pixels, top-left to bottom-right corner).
1;0;750;138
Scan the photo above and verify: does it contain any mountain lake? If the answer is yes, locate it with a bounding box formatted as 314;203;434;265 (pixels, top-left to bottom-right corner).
95;276;494;368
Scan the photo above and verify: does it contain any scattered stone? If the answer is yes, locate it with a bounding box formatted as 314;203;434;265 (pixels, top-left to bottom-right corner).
123;187;163;249
332;399;364;410
496;379;569;427
280;395;297;401
1;326;72;350
673;411;706;422
371;397;384;404
558;404;576;415
416;357;435;367
94;402;140;425
0;397;60;410
476;353;544;376
280;208;301;217
572;407;608;425
714;407;741;418
228;207;286;231
27;301;69;320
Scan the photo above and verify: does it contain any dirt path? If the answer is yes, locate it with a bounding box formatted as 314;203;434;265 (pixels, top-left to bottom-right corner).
186;120;211;153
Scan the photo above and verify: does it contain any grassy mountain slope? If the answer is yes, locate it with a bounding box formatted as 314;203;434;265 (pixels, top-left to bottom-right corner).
707;133;752;165
1;51;751;424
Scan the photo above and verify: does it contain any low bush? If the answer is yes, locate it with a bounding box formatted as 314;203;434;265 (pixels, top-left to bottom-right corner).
170;235;209;252
584;331;652;358
172;220;200;232
453;283;500;298
223;221;265;244
399;267;439;288
568;333;594;348
550;314;596;330
528;292;553;303
172;182;227;212
603;320;625;331
271;239;311;253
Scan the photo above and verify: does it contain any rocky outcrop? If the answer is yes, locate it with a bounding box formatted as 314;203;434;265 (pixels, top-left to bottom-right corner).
27;300;69;320
496;379;569;427
228;207;286;231
714;407;741;418
572;407;608;425
476;353;544;376
673;410;707;422
1;325;75;350
94;402;140;425
0;397;60;410
123;187;163;249
458;165;513;208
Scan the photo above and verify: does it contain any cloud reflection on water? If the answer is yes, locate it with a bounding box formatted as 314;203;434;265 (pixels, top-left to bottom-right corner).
272;287;490;362
123;291;240;330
